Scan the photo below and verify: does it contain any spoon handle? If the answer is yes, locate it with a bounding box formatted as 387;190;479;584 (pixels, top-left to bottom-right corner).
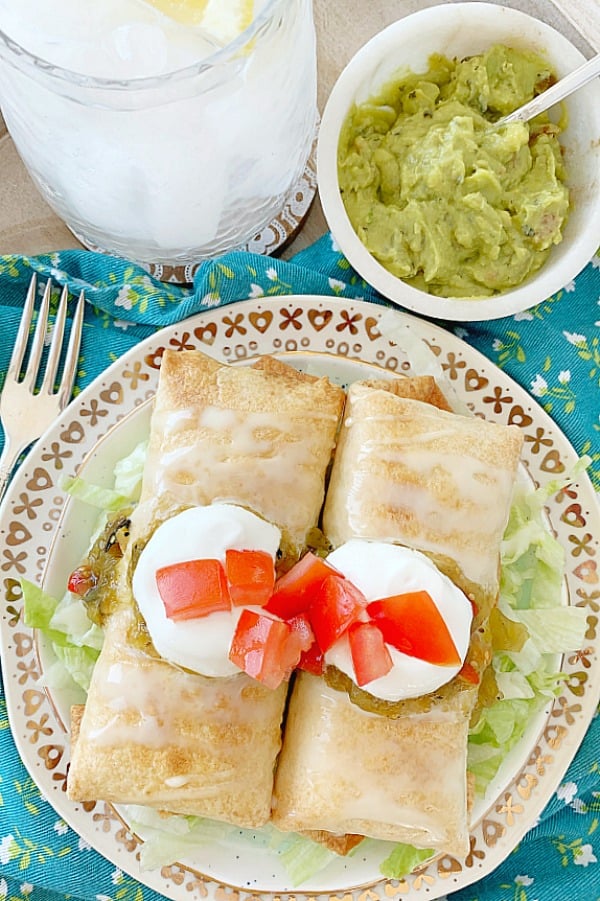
498;52;600;126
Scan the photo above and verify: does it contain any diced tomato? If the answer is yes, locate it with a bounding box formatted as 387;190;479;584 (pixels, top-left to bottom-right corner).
367;590;461;666
156;558;231;621
287;612;315;651
67;565;98;598
285;613;316;675
289;611;324;675
225;548;275;607
348;621;393;687
229;609;304;689
265;552;336;619
308;573;367;652
298;641;325;675
457;661;480;684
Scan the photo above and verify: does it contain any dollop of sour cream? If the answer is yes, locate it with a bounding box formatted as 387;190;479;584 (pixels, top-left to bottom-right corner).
324;539;473;701
132;503;281;677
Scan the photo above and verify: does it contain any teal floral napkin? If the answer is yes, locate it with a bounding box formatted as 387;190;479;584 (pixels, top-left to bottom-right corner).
0;237;598;901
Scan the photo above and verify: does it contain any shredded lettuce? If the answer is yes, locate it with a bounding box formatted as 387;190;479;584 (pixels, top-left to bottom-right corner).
125;806;338;887
61;476;132;513
22;580;61;634
271;832;338;886
48;592;104;652
51;643;99;692
60;440;146;519
465;465;589;798
379;842;434;879
21;579;100;692
512;607;588;654
113;440;148;500
20;442;147;694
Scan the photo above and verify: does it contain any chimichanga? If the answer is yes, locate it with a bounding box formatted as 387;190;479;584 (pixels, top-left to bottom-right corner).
67;349;345;828
323;379;522;620
272;378;523;856
139;349;345;562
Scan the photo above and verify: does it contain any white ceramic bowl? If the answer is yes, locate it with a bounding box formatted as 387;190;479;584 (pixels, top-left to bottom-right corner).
317;2;600;321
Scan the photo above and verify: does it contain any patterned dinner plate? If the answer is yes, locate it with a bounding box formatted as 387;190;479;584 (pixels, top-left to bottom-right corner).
0;296;598;900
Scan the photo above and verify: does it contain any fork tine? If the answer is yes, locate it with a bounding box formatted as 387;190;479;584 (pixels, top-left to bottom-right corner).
6;273;37;380
22;278;52;391
40;284;68;394
57;290;85;408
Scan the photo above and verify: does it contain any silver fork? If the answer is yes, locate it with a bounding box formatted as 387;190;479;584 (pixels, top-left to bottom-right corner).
0;275;85;503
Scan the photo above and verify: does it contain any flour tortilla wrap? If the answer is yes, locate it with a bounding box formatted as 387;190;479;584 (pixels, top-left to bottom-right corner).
67;350;345;827
272;378;523;855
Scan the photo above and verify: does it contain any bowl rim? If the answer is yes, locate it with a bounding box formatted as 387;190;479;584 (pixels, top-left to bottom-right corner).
317;1;600;322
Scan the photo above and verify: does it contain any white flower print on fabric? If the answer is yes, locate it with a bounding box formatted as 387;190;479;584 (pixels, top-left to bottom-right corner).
0;835;15;865
114;286;134;311
558;370;571;384
266;267;278;282
515;874;534;886
0;879;7;901
20;884;33;895
514;310;534;321
530;374;548;396
200;291;222;308
53;819;68;836
563;279;576;292
574;844;597;867
328;277;346;294
563;331;587;346
556;781;578;804
248;283;265;299
48;265;70;283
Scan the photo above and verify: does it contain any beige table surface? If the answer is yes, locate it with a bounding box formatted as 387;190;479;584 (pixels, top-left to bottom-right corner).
0;0;598;263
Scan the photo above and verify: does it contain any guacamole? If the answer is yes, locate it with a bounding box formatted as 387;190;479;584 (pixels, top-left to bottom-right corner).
337;44;569;298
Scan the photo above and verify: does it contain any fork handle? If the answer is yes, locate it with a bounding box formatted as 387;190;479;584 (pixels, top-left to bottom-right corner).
0;438;28;506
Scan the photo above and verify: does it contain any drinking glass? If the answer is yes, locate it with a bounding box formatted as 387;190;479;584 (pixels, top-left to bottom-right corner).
0;0;317;267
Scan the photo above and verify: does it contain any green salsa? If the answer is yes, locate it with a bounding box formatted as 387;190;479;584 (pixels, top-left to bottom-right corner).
338;44;569;298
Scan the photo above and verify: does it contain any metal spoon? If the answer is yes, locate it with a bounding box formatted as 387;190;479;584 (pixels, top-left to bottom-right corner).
497;52;600;126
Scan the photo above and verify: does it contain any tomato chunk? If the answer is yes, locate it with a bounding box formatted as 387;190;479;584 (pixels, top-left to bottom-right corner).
348;621;393;686
229;609;303;689
308;573;367;652
225;548;275;607
265;552;336;618
298;641;325;675
457;661;480;684
67;565;98;598
288;611;323;675
287;612;315;651
367;590;460;666
156;558;231;621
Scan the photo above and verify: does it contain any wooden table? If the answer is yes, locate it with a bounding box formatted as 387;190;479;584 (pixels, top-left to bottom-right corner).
0;0;597;263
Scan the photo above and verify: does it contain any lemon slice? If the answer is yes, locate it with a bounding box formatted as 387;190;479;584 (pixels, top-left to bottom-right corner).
143;0;211;26
144;0;255;45
202;0;255;46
